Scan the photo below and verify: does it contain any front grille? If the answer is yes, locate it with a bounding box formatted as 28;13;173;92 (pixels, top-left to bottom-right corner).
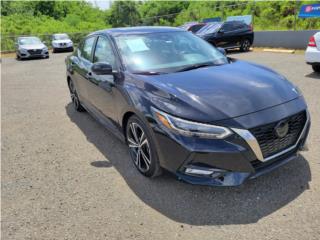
250;111;306;158
27;49;42;55
60;43;67;46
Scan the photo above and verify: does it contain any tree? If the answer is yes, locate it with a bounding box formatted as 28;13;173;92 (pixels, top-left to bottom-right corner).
106;1;141;27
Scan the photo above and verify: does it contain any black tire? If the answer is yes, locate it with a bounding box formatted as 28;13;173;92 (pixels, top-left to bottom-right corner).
16;54;20;61
52;48;56;53
240;38;251;52
126;115;162;178
68;79;85;112
312;65;320;73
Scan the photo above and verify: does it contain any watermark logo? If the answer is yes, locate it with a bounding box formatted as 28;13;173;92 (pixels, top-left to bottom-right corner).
305;6;312;12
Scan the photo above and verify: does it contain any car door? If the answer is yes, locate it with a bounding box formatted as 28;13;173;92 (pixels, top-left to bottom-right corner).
235;22;252;46
215;22;236;48
86;35;118;121
72;36;96;104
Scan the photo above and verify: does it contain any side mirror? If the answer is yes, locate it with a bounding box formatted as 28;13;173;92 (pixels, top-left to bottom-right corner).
92;62;113;75
43;41;46;44
217;47;226;56
218;29;224;34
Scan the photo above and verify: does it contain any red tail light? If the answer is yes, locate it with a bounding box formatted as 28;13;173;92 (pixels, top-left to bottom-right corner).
308;36;316;47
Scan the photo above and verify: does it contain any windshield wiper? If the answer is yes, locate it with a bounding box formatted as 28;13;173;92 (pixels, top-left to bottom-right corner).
132;71;164;75
176;63;217;72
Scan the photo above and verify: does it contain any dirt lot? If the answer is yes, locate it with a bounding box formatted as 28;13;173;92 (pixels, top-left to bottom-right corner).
2;51;320;240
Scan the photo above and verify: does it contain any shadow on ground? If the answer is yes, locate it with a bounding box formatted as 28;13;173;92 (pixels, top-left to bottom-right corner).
226;49;251;55
305;72;320;79
66;103;311;226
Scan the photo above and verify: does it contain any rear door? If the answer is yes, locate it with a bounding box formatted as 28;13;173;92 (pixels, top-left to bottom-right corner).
215;22;235;48
236;22;253;46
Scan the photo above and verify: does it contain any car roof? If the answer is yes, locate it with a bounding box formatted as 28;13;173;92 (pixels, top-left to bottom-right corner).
18;36;39;39
90;26;185;37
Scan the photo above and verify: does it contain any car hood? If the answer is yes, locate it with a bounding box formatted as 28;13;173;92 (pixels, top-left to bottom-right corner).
52;40;72;44
19;44;46;50
137;60;300;122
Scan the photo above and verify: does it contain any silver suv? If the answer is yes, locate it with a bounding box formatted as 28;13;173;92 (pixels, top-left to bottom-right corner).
51;33;73;53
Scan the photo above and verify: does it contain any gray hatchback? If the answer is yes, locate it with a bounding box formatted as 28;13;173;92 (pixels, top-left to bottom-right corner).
16;36;49;60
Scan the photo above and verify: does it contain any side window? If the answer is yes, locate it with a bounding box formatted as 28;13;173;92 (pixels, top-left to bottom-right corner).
222;23;233;32
93;36;116;69
236;22;245;30
81;37;95;61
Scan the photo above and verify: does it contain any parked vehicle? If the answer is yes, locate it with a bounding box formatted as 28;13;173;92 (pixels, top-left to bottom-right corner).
196;20;254;52
305;32;320;72
52;33;74;53
66;27;310;186
16;36;49;60
180;22;207;33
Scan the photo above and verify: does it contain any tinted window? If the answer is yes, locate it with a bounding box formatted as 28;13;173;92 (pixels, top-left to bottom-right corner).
234;22;246;29
189;24;205;33
53;34;69;40
81;37;95;61
222;23;234;32
196;23;222;35
93;36;116;68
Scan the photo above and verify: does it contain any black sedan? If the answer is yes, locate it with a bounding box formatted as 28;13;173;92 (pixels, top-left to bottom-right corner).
65;27;310;186
196;21;254;52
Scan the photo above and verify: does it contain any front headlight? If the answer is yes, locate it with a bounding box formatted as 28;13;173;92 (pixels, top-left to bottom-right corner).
19;47;27;53
152;107;233;139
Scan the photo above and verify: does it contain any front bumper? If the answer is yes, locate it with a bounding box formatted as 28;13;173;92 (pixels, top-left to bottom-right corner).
53;45;73;51
18;49;49;59
150;97;310;186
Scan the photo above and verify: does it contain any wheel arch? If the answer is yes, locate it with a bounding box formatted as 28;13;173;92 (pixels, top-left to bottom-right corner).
122;111;135;137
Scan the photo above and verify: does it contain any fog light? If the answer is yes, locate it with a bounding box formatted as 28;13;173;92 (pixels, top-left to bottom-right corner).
185;166;226;178
185;168;214;176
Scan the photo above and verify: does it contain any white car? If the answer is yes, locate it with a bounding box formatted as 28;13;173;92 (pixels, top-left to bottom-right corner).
51;33;73;53
305;32;320;72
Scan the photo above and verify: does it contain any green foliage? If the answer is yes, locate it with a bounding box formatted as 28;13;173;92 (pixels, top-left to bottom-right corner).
106;1;141;27
138;1;189;25
1;0;320;51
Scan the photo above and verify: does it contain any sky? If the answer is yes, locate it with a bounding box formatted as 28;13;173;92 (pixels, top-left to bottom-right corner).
86;0;112;10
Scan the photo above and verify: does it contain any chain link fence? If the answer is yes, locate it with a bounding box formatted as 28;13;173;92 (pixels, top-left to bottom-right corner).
1;2;319;52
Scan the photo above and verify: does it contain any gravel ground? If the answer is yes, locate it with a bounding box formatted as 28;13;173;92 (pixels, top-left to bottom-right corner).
2;51;320;240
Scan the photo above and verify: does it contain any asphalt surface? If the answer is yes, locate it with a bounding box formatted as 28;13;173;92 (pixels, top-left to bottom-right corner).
2;51;320;240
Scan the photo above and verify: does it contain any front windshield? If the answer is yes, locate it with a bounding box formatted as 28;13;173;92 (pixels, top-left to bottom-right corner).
196;23;221;35
115;31;228;73
53;34;69;40
18;37;42;45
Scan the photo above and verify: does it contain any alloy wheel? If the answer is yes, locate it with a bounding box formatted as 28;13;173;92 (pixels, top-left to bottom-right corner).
242;39;250;51
127;122;151;172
